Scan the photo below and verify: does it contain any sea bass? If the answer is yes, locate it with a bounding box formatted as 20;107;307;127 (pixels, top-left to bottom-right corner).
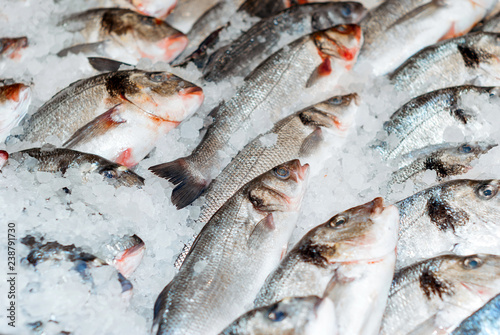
150;24;363;209
357;0;496;76
202;2;366;82
22;70;203;167
0;82;31;143
375;85;498;161
381;254;500;335
59;8;187;63
197;93;357;225
390;32;500;97
219;296;336;335
452;293;500;334
152;160;309;335
395;179;500;269
7;147;145;187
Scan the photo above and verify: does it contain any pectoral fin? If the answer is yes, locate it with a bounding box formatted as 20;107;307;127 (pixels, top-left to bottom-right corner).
306;58;332;88
248;213;275;249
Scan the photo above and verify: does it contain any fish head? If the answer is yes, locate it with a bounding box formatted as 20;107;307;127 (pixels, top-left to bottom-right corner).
0;37;28;60
127;71;204;124
97;163;145;187
0;83;31;138
310;93;359;135
129;0;177;19
313;24;363;68
311;2;367;31
248;160;309;213
304;197;400;263
105;235;146;277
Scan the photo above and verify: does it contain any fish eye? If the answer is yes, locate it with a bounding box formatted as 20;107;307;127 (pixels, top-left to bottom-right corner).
273;166;290;179
330;96;343;105
341;4;352;17
100;169;118;179
267;306;287;322
476;183;498;200
459;144;472;153
329;215;348;228
147;72;169;82
463;256;482;269
335;25;347;33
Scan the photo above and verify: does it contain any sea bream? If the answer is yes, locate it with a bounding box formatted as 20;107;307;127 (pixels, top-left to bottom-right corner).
255;198;399;335
375;85;498;161
219;296;336;335
452;293;500;334
21;70;204;167
395;179;500;269
5;147;145;187
150;24;363;209
152;160;309;335
380;254;500;335
357;0;497;76
390;32;500;97
202;2;366;82
0;82;31;143
58;8;188;63
197;93;358;225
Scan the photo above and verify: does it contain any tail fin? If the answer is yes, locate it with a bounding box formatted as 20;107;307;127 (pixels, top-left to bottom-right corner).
149;158;208;209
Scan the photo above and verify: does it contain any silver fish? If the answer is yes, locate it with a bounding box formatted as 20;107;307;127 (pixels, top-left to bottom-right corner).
395;179;500;269
197;93;358;224
390;32;500;97
152;160;309;335
451;293;500;334
149;24;363;209
202;2;366;82
381;254;500;335
219;296;336;335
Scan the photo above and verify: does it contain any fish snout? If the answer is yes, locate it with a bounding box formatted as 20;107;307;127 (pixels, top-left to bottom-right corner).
294;162;310;182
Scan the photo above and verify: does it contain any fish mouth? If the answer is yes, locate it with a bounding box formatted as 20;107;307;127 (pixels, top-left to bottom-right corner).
293;161;310;182
369;197;385;217
179;86;205;116
113;239;146;277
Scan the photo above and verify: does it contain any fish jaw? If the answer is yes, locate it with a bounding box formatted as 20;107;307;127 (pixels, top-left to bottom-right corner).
139;32;188;63
112;240;146;277
130;0;177;19
178;86;205;119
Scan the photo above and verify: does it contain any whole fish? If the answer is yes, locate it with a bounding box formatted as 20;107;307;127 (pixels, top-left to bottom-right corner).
452;293;500;334
376;85;497;161
357;0;496;76
0;36;28;60
390;32;500;97
7;147;145;187
396;179;500;269
165;0;221;33
59;8;187;63
202;2;366;82
150;24;363;209
389;142;496;186
198;93;358;225
152;160;309;335
22;70;204;167
219;296;336;335
381;254;500;335
0;82;31;143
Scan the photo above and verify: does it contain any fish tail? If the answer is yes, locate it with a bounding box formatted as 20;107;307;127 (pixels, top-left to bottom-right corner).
149;157;209;209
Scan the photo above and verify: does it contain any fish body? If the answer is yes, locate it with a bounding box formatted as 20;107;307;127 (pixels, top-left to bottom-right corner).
376;85;497;161
390;32;500;97
0;82;31;143
452;293;500;334
0;36;28;60
152;160;309;335
381;254;500;335
358;0;496;76
59;8;187;63
8;147;145;187
197;93;357;224
203;2;366;82
395;179;500;269
22;70;203;166
219;296;336;335
150;24;363;209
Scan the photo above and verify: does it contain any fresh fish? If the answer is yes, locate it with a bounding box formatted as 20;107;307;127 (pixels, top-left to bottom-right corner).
452;293;500;334
357;0;496;76
219;296;336;335
395;179;500;269
255;197;398;306
150;24;363;209
94;234;146;277
0;36;28;60
202;2;366;82
152;160;309;335
128;0;177;19
197;93;358;224
0;82;31;143
165;0;221;33
376;85;498;161
389;142;497;186
381;254;500;335
59;8;187;63
390;32;500;97
22;70;204;167
6;147;145;187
